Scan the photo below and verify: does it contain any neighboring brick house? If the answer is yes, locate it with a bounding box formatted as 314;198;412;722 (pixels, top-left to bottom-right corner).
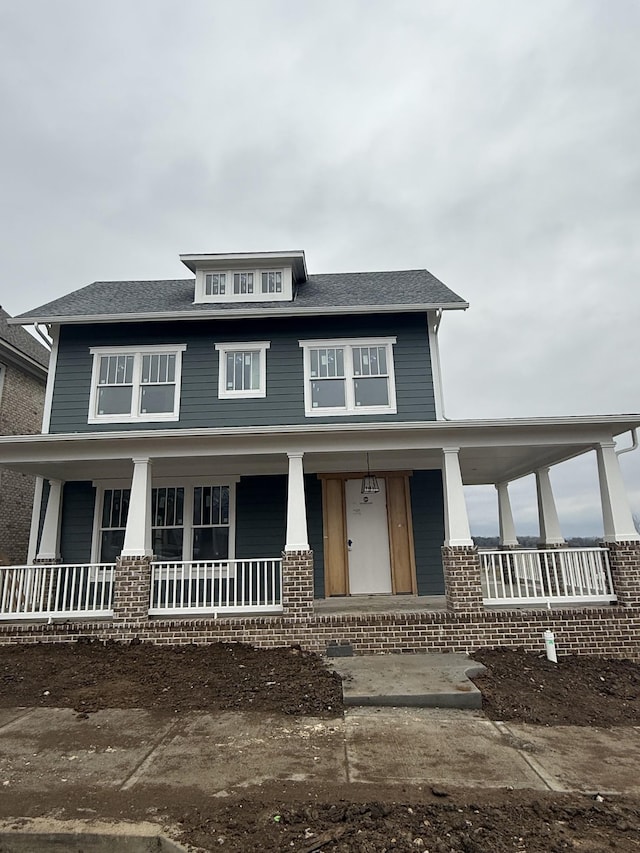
0;308;48;564
0;251;639;659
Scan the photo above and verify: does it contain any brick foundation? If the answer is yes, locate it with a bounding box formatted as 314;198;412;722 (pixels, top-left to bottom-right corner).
442;546;483;611
0;606;638;661
607;541;640;607
112;556;152;622
281;550;314;617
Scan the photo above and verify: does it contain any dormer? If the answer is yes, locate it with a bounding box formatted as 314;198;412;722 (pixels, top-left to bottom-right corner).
180;250;308;304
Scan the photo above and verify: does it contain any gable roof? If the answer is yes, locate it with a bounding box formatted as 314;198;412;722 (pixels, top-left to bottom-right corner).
0;307;49;374
11;269;468;325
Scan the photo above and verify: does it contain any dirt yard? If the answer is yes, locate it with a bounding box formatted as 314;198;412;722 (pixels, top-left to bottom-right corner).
1;640;640;852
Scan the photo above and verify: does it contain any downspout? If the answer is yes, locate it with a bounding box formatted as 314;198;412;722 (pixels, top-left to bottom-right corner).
33;323;52;351
427;309;449;421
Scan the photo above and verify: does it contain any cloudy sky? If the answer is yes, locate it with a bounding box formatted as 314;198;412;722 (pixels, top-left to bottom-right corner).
1;0;638;536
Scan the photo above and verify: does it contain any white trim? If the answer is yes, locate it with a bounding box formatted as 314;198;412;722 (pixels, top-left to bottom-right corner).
11;301;469;327
299;336;397;418
0;362;5;411
41;325;59;434
194;267;293;304
27;476;44;563
87;344;186;424
92;476;239;562
427;311;445;420
215;341;270;399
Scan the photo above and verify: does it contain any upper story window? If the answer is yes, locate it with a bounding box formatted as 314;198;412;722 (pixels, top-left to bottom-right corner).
88;344;186;424
194;267;293;303
215;341;270;399
299;337;397;417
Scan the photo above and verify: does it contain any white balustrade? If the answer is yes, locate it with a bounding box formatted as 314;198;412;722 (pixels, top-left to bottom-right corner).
0;564;115;620
150;559;283;616
480;548;616;605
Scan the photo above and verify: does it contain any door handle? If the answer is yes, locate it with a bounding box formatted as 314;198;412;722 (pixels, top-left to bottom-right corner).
347;539;353;550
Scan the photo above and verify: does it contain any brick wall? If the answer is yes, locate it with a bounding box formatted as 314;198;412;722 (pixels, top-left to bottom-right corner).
607;541;640;607
0;362;46;564
442;546;483;611
112;556;153;622
0;606;638;661
281;550;314;616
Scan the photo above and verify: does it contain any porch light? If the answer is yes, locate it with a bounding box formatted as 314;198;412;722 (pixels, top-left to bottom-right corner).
361;453;380;494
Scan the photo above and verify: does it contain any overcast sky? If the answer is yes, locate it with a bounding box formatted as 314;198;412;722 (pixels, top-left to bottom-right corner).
0;0;638;536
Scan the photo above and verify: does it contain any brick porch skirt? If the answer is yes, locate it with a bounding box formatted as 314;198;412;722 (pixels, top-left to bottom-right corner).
1;607;638;660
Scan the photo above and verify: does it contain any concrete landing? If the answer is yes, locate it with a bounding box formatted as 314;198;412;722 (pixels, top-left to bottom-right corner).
329;653;486;709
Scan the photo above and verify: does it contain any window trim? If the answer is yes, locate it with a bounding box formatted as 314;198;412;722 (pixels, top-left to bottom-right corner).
299;336;397;417
88;344;186;424
215;341;270;399
91;477;238;564
194;267;293;303
0;363;5;411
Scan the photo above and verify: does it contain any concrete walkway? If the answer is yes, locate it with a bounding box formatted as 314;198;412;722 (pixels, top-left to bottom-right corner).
329;652;486;708
1;706;640;798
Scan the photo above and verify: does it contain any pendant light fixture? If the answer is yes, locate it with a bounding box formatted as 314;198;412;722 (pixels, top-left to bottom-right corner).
361;452;380;494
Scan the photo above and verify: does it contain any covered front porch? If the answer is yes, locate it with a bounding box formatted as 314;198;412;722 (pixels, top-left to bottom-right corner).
0;416;639;627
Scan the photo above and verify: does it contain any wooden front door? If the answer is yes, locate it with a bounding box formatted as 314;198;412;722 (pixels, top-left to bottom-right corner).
321;474;417;596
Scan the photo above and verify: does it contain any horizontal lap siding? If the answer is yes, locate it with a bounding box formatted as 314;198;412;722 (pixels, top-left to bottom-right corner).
49;314;436;432
410;470;445;595
60;482;95;564
234;474;324;598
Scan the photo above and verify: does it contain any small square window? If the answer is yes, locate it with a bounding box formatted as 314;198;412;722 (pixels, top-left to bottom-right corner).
215;341;270;399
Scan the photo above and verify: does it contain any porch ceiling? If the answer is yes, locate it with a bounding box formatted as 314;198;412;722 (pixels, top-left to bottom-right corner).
0;416;638;485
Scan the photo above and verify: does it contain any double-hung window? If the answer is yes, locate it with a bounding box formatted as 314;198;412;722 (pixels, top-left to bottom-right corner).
88;345;186;423
97;483;235;563
215;341;270;399
299;337;397;416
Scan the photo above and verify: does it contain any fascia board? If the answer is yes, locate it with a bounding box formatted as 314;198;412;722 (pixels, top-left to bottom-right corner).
0;340;48;379
1;414;638;451
8;301;470;327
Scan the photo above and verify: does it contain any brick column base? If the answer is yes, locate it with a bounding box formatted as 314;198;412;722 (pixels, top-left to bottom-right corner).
113;555;153;622
281;550;314;617
607;541;640;607
442;545;483;612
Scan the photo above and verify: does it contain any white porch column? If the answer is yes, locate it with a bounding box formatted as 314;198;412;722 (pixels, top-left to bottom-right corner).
121;457;154;557
496;482;518;547
442;447;473;546
36;479;64;561
596;441;640;543
285;451;309;552
535;467;565;546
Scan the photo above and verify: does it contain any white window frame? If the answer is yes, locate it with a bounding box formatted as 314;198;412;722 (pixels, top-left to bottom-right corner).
88;344;186;424
91;477;239;565
299;336;397;417
215;341;270;399
194;267;293;303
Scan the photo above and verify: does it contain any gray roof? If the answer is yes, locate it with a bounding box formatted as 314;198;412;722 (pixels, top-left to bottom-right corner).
0;307;49;369
13;269;467;324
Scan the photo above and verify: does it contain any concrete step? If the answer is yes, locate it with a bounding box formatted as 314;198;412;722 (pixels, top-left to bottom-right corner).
328;653;486;709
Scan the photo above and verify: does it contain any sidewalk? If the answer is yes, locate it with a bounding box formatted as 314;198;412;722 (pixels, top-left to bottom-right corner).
1;705;639;799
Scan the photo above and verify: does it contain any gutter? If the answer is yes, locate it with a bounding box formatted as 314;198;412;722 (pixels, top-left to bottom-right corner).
7;301;470;327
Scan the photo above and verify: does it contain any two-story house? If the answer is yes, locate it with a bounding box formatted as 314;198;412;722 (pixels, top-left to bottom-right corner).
0;251;639;658
0;308;48;565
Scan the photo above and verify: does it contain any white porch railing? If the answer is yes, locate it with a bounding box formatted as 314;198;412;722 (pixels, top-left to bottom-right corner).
0;563;115;620
150;559;283;616
480;548;616;605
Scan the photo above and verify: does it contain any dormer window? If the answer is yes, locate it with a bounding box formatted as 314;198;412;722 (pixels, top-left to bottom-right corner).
182;250;307;305
205;273;226;296
233;272;254;295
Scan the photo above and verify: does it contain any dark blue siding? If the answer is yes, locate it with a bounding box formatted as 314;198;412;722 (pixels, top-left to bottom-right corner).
60;481;95;564
49;313;436;433
235;473;324;597
410;470;445;595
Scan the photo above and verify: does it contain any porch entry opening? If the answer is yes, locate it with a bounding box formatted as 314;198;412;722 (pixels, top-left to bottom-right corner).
99;486;231;562
345;478;392;594
322;474;416;597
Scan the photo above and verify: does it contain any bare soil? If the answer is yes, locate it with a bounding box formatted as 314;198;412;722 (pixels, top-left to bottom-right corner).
470;647;640;726
1;640;640;851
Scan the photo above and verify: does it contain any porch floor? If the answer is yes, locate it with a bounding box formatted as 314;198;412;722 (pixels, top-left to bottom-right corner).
313;594;447;615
